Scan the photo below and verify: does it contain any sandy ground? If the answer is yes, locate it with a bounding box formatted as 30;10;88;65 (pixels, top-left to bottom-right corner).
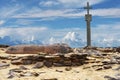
0;48;119;80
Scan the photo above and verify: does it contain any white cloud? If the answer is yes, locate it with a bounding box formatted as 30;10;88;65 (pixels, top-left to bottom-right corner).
0;27;48;41
39;1;59;7
0;20;5;25
12;7;120;20
58;0;105;7
91;8;120;18
0;23;120;47
0;5;21;18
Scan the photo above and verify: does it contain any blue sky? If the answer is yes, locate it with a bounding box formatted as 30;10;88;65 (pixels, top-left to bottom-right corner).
0;0;120;47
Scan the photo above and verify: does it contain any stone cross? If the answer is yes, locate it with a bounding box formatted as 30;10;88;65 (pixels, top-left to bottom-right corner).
84;2;92;47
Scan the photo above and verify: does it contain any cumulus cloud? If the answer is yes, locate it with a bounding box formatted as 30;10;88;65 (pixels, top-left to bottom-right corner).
0;27;48;41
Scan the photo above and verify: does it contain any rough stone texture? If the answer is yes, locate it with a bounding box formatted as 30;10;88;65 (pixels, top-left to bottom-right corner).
6;44;72;54
11;59;22;65
33;62;44;69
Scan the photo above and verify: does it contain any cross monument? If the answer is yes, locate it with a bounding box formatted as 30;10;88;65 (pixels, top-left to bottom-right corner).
84;2;92;47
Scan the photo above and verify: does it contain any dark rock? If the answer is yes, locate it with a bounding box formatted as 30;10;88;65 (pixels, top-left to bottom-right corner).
32;72;39;77
33;62;44;69
103;65;112;69
65;67;72;71
44;60;53;67
95;67;103;71
53;63;63;67
0;56;10;60
104;76;118;80
2;61;7;63
11;59;22;65
56;69;63;72
63;60;72;66
19;66;28;70
22;59;33;65
10;68;22;73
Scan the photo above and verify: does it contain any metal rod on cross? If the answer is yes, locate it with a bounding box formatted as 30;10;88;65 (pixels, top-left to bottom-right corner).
84;2;92;47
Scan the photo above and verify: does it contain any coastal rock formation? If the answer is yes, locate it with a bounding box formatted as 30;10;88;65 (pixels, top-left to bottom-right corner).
6;44;72;54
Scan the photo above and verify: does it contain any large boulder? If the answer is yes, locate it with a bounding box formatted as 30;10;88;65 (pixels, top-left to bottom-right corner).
6;44;72;54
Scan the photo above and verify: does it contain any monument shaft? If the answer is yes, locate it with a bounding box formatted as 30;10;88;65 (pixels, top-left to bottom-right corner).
84;2;92;47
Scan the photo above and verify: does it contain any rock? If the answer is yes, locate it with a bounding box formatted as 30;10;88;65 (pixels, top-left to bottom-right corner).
11;56;22;60
114;66;120;70
2;61;7;63
0;55;10;60
44;60;53;67
11;59;22;65
63;60;72;66
32;72;39;77
95;67;103;71
20;72;33;77
7;70;15;79
10;68;22;73
19;66;28;70
0;63;10;67
65;67;72;71
6;43;72;54
22;59;33;65
7;75;14;79
33;62;44;69
103;65;112;69
104;76;118;80
116;47;120;53
41;78;58;80
56;69;63;72
53;63;63;67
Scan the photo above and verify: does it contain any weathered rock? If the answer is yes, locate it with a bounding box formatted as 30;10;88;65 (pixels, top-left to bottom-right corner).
65;67;72;71
0;63;10;67
32;72;39;77
6;43;72;54
63;60;72;66
104;76;118;80
7;70;15;79
20;72;33;77
114;66;120;70
53;63;63;67
44;60;53;67
10;68;22;73
33;62;44;69
19;66;28;70
56;69;63;72
103;65;112;69
11;59;22;65
0;55;10;60
95;67;103;71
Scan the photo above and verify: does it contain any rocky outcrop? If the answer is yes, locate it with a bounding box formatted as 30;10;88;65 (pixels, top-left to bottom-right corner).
6;44;72;54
